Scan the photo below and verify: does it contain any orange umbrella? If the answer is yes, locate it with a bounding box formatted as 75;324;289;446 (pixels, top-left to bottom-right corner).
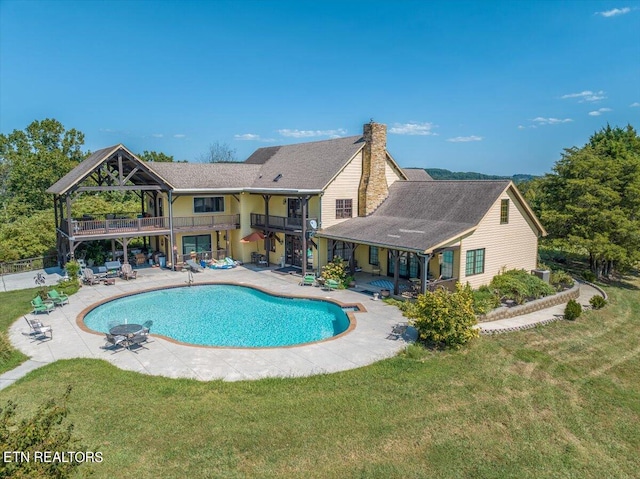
240;231;265;243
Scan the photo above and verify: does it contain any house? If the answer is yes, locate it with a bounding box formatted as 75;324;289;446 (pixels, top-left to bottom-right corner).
47;121;545;294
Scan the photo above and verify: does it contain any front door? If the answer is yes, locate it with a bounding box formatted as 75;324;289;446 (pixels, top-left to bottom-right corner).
285;235;303;267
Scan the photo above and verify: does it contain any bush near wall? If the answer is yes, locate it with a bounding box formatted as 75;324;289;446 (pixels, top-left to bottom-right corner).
489;269;556;304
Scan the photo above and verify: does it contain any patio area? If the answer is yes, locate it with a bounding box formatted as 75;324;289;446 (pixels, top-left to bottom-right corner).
7;265;416;383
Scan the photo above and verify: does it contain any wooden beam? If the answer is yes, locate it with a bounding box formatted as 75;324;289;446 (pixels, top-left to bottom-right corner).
76;185;163;192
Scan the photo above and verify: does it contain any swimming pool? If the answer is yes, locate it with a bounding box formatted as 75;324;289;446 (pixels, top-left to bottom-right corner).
82;284;351;348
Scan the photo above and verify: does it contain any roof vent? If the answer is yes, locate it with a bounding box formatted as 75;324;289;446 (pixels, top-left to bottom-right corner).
273;173;283;182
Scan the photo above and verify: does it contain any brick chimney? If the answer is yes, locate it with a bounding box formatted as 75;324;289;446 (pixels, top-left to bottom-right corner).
358;121;389;216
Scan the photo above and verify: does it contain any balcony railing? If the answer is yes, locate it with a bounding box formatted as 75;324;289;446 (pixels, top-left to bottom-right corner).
60;214;240;237
250;213;317;231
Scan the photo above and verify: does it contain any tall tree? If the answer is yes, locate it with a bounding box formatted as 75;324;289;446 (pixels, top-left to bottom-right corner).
197;141;238;163
539;125;640;278
0;118;85;212
138;150;174;162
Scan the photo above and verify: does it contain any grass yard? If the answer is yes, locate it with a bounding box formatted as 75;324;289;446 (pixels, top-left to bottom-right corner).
0;277;638;478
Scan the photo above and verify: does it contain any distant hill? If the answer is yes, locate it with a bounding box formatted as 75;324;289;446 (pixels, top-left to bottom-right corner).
425;168;537;184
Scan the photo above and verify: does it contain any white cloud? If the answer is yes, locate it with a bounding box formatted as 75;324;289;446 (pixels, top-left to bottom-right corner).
278;128;347;138
173;134;186;139
517;125;526;130
389;122;437;136
561;90;607;102
596;7;631;17
446;135;483;143
151;133;164;138
588;108;613;116
99;128;116;133
531;117;573;125
234;133;275;142
631;102;640;107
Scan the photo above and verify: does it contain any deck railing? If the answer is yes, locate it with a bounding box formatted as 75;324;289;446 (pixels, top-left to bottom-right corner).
0;255;58;275
60;214;240;236
250;213;317;231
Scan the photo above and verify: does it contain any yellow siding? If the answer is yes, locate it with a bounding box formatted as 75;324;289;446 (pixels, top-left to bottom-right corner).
384;157;403;187
321;151;362;228
460;188;539;288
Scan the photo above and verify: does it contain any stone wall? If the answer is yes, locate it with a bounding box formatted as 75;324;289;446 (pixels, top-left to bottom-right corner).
478;283;581;322
358;122;389;216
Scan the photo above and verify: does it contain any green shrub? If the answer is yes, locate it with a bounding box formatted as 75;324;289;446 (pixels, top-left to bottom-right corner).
589;295;607;310
564;299;582;321
65;259;81;280
582;270;596;282
472;285;501;315
321;257;347;286
489;269;556;304
0;332;13;363
550;270;574;291
404;283;478;349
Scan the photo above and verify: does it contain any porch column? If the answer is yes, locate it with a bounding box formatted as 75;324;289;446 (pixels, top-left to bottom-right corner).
392;250;400;295
168;191;175;270
66;195;74;261
301;195;310;276
262;195;271;265
419;253;431;295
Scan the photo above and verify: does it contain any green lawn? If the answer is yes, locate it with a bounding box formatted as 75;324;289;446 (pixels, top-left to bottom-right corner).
1;277;638;478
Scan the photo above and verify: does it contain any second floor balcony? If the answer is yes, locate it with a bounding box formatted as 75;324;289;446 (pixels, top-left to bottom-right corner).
250;213;318;232
59;214;240;239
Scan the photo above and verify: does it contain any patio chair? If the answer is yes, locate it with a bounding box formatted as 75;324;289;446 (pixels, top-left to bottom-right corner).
120;263;137;280
104;333;127;353
323;279;339;291
82;268;100;285
24;317;52;342
126;328;150;352
185;259;203;272
31;296;55;314
47;289;69;306
300;274;316;286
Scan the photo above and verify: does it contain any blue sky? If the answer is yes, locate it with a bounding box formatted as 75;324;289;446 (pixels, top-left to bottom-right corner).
1;1;639;175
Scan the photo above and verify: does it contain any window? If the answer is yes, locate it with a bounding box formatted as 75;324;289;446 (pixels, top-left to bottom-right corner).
335;199;353;219
182;235;212;255
500;199;509;224
440;250;454;279
465;248;485;276
369;246;379;265
194;197;224;213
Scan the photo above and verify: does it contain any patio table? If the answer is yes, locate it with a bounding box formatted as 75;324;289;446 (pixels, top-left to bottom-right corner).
109;324;143;336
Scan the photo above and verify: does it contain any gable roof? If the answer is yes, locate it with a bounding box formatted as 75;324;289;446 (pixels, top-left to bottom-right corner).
47;144;173;195
317;180;543;253
147;162;261;192
246;136;365;190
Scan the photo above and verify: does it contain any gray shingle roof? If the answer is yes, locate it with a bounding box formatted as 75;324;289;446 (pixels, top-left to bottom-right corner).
47;145;121;194
317;180;512;252
148;162;262;190
247;136;365;190
402;168;433;181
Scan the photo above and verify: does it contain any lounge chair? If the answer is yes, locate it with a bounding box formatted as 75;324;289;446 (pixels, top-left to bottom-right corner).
323;279;339;291
24;317;52;342
104;333;127;353
47;289;69;306
185;259;203;272
300;274;316;286
31;296;55;314
120;263;137;280
104;260;122;277
82;268;100;285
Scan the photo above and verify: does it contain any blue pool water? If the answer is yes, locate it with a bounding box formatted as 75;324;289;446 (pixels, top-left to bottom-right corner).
83;284;350;347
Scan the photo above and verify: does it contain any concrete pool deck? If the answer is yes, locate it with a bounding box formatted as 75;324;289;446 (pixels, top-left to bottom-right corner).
4;266;415;387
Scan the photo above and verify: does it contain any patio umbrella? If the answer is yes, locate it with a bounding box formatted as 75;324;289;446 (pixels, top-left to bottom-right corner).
240;231;265;251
